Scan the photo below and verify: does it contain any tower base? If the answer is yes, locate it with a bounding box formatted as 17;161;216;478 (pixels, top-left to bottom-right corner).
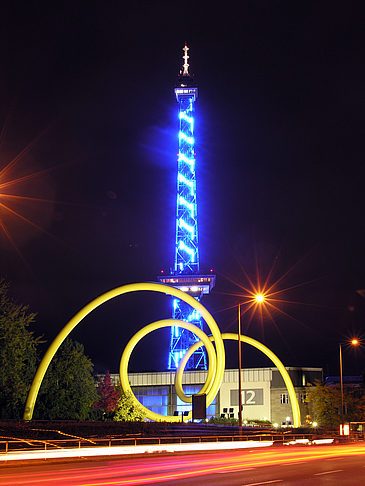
158;274;216;370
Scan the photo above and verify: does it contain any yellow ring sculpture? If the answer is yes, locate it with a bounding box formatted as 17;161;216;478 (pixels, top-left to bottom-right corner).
175;332;301;427
119;319;218;422
24;282;300;427
24;282;225;421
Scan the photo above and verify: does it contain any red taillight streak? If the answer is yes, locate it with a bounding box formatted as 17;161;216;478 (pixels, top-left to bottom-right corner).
2;445;365;486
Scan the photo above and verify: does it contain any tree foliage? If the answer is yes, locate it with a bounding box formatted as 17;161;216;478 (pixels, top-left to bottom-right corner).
307;381;365;427
35;338;98;420
94;371;121;419
0;279;41;419
114;390;145;422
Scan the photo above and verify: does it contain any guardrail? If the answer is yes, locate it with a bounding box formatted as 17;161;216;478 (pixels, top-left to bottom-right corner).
0;432;335;454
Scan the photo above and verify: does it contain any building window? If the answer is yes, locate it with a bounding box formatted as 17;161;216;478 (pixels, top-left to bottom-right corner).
280;393;289;404
300;393;307;403
133;386;169;416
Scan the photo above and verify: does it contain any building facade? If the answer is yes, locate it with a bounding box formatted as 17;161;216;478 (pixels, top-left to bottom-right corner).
108;366;322;425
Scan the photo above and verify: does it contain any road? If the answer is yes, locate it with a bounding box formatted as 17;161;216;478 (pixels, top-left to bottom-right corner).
1;443;365;485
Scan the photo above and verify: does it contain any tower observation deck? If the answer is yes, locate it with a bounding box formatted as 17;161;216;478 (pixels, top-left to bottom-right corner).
158;45;216;370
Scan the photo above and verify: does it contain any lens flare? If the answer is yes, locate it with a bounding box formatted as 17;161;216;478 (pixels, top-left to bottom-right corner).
219;251;323;343
0;118;86;267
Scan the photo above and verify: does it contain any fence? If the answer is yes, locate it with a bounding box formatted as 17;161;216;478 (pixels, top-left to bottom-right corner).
0;432;335;454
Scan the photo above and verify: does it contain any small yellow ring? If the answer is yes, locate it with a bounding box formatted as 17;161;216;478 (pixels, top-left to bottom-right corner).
119;319;217;421
180;332;301;428
174;338;215;404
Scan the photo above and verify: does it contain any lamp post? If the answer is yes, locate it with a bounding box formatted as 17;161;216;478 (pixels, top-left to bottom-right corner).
339;343;344;429
238;303;242;429
339;338;359;432
238;294;265;430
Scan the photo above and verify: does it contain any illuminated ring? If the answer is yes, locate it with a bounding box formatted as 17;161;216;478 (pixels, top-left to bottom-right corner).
24;282;225;421
119;319;217;422
175;337;215;404
24;282;299;427
178;332;301;428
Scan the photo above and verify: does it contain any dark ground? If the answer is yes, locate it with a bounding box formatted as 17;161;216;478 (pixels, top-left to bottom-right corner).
0;420;315;441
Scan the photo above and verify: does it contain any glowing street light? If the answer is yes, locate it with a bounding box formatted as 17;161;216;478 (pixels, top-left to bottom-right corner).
238;293;266;430
339;338;360;432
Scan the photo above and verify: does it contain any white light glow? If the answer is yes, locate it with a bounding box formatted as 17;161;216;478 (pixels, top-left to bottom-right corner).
312;438;334;445
182;45;189;75
284;439;310;446
0;440;274;462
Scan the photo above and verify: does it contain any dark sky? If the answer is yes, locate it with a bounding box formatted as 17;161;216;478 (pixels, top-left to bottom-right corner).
0;2;364;377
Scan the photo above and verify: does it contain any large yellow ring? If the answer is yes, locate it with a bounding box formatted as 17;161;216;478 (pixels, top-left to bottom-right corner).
178;332;301;428
24;283;225;421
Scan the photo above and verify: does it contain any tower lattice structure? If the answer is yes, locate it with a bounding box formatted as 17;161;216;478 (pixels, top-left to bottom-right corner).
159;45;215;370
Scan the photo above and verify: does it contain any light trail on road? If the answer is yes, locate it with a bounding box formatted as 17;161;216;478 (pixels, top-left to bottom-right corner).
0;439;274;462
0;443;364;485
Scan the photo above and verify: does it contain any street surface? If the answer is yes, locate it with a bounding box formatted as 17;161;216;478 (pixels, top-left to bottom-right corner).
1;443;365;485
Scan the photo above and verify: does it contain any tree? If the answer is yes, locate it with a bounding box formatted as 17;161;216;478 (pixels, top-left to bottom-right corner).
35;338;98;420
307;382;341;428
0;279;41;419
94;371;121;419
114;390;145;422
343;390;365;422
307;381;365;427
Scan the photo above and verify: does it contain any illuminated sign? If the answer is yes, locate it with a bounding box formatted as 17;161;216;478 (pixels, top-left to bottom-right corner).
340;423;350;436
230;389;264;406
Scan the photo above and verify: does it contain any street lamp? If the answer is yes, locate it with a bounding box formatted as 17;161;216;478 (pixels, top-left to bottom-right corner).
339;338;359;431
238;294;266;430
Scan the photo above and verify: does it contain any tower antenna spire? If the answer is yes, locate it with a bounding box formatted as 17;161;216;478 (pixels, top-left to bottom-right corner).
182;44;190;76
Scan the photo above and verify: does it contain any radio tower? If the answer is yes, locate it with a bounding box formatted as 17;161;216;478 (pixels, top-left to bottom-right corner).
159;45;215;370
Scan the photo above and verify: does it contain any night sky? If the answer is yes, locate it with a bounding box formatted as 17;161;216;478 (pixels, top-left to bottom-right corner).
1;2;364;377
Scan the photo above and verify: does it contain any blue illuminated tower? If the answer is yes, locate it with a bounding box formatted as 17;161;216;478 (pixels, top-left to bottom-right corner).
159;46;215;370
